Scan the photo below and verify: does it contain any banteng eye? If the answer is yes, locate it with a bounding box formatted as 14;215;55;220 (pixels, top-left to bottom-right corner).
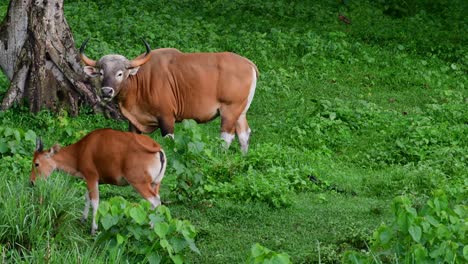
35;163;39;167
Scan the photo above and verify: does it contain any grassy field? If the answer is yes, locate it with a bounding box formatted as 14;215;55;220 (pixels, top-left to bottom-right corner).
0;0;466;263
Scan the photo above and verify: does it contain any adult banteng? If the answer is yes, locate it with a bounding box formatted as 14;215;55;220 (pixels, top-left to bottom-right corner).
30;129;167;234
80;39;258;153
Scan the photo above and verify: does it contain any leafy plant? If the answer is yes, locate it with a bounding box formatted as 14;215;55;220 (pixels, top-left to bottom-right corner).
0;127;36;157
246;243;291;264
96;196;200;263
164;120;213;202
343;187;468;263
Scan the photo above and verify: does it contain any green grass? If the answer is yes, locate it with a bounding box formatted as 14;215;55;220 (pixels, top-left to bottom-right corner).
1;0;467;263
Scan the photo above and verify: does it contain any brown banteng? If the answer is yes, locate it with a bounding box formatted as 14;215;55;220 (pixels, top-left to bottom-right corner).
80;39;258;153
30;128;167;234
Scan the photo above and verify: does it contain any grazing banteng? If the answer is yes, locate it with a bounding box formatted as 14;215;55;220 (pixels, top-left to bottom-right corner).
30;129;167;234
80;39;258;153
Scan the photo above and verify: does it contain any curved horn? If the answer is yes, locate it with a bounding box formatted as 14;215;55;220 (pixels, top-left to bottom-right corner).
79;38;97;67
36;137;44;152
128;38;152;68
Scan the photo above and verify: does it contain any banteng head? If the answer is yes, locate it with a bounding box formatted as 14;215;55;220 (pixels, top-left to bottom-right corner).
80;38;152;101
30;138;61;185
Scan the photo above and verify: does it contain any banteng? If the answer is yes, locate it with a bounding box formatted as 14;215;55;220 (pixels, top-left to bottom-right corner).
30;129;167;234
80;39;258;153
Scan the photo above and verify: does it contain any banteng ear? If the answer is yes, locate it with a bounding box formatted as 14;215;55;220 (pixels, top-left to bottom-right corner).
36;137;44;152
83;66;100;77
49;144;61;156
128;66;140;76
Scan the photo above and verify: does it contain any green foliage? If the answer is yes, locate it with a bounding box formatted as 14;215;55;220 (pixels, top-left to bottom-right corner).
344;187;468;263
96;197;200;263
163;120;210;202
205;168;292;208
246;243;291;264
0;126;36;157
0;173;85;262
164;121;315;207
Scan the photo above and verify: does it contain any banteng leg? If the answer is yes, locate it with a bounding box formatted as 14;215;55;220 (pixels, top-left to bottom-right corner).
132;182;161;209
86;180;100;235
158;116;175;139
220;107;240;149
236;113;251;154
81;191;90;223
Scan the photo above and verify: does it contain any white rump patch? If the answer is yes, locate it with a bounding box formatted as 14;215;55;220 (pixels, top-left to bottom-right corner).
242;67;257;114
148;151;166;184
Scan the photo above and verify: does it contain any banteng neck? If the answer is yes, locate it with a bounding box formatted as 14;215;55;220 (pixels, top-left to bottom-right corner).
51;145;81;178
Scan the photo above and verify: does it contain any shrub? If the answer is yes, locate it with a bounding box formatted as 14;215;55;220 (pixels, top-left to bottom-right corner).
246;243;291;264
163;120;213;202
343;187;468;263
0;127;36;157
96;197;200;263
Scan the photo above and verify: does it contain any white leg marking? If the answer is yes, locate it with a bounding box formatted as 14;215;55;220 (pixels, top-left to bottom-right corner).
147;195;161;209
238;130;250;154
89;183;99;235
242;67;257;114
164;133;174;139
81;191;90;222
91;198;99;234
221;132;235;148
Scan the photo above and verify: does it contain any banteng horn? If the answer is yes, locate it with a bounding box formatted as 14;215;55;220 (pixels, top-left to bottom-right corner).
79;38;97;67
128;38;152;68
36;137;44;152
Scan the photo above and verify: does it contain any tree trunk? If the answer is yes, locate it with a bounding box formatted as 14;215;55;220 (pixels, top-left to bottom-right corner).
0;0;120;117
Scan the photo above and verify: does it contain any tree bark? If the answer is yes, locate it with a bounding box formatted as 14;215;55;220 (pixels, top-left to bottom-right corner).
0;0;120;118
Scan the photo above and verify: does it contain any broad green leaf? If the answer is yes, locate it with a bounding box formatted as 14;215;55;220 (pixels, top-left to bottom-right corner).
0;142;8;153
98;202;110;215
463;245;468;260
160;238;174;254
127;225;144;240
24;130;36;143
13;130;21;141
453;205;465;218
157;205;172;221
271;253;292;264
116;233;124;245
426;215;440;226
251;243;268;258
413;244;427;262
186;239;201;255
408;225;422;242
101;214;119;230
148;253;162;264
129;206;147;225
172;159;186;175
149;213;165;225
170;254;184;264
377;226;392;245
155;222;169;238
169;237;187;253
